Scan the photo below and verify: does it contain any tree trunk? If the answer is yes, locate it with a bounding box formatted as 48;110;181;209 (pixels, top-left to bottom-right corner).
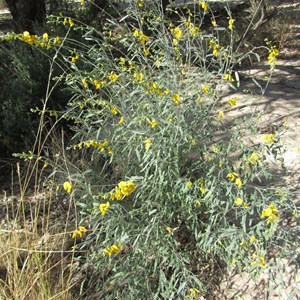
5;0;46;33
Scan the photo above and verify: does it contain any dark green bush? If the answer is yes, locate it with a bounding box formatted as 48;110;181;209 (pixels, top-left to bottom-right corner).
0;39;70;156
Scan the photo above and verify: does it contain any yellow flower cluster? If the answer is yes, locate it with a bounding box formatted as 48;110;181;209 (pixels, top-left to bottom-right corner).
198;179;206;195
133;72;144;82
184;19;200;36
202;85;209;94
173;93;181;104
63;181;72;194
261;203;278;224
247;152;260;165
133;29;149;45
228;97;237;107
262;133;275;144
146;81;164;96
110;181;136;200
18;31;38;45
171;27;183;40
251;253;266;268
72;226;87;239
268;46;279;69
209;39;221;57
144;139;152;151
109;72;119;82
227;172;242;189
234;197;249;208
228;18;235;31
63;17;75;28
103;244;121;256
147;119;158;128
100;202;110;216
223;73;234;82
93;79;107;89
186;287;201;299
218;111;224;119
199;1;208;12
74;140;113;154
14;31;61;49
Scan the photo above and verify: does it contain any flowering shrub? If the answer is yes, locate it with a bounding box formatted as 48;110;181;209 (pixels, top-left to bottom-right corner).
5;1;299;298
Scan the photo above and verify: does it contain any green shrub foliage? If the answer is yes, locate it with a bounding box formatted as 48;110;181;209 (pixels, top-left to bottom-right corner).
3;1;299;299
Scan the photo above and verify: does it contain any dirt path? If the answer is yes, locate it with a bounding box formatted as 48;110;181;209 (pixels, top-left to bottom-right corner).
215;4;300;298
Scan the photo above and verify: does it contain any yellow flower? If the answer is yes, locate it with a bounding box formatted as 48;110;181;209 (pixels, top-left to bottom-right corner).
147;119;158;128
42;33;48;40
186;287;201;299
213;45;220;57
118;181;136;196
143;48;150;56
186;181;193;188
110;188;123;201
82;78;88;88
133;72;144;82
109;72;118;82
248;152;260;165
262;134;275;144
119;116;124;125
223;73;234;82
100;202;110;216
261;203;278;224
200;187;206;195
92;79;101;89
199;1;208;12
167;116;173;122
53;36;62;44
202;85;209;94
78;226;87;233
103;244;121;256
197;96;203;103
228;97;237;107
212;144;220;153
249;235;256;243
173;94;181;104
243;202;249;208
226;172;238;182
71;53;79;63
63;181;72;194
110;106;118;115
228;18;235;30
268;46;279;69
72;226;87;239
211;20;217;27
173;38;178;45
258;255;266;268
235;178;242;189
72;230;82;239
190;27;199;36
234;197;243;206
209;39;215;49
133;29;149;45
218;111;224;119
144;139;152;151
68;18;75;28
171;27;183;39
81;0;85;5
